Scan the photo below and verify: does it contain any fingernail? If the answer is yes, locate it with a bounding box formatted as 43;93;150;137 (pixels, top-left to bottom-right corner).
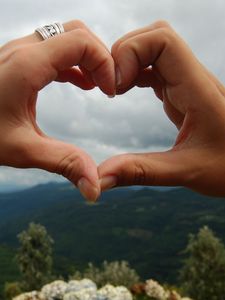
100;176;117;191
77;178;100;203
116;67;122;87
107;94;115;99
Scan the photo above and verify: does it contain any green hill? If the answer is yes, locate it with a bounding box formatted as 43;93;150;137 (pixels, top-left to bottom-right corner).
0;183;225;292
0;245;19;296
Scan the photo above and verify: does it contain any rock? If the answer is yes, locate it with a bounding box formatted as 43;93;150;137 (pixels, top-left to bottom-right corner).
145;279;168;300
14;280;133;300
63;290;102;300
98;284;133;300
41;280;68;300
64;279;99;300
67;279;97;293
13;291;45;300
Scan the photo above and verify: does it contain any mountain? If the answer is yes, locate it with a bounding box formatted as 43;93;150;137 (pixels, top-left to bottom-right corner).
0;182;225;289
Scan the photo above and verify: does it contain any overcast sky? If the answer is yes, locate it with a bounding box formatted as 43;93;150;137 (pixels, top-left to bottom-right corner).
0;0;225;190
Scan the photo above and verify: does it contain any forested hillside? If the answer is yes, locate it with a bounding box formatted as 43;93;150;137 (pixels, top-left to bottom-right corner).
0;182;225;292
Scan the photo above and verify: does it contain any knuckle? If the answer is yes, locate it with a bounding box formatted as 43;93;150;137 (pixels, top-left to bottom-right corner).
112;35;134;59
133;160;148;185
118;155;152;186
115;41;130;57
152;19;171;29
131;155;157;186
157;27;176;44
99;51;111;66
70;19;88;30
56;152;86;183
74;28;90;39
111;38;124;56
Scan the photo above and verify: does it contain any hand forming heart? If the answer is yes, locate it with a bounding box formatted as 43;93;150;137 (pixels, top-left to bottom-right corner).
1;20;225;200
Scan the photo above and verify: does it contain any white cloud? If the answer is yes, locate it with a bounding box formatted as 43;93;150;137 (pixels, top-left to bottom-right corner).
0;0;225;188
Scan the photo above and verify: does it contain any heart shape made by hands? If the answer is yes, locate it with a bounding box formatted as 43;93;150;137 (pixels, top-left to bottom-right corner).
0;20;225;200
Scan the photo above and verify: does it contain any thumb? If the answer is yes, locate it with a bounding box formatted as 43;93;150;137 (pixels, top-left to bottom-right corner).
98;150;191;191
24;136;100;202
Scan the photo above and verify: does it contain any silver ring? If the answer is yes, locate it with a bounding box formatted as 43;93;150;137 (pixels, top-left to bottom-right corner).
35;23;65;40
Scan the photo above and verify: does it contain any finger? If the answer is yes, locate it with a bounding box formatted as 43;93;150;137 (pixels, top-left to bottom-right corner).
1;20;115;93
1;20;109;51
116;67;184;128
98;150;192;191
112;20;172;55
113;21;225;119
11;135;101;202
134;68;164;99
135;68;184;127
64;21;109;53
113;27;201;91
79;66;95;86
112;21;174;86
23;29;115;95
112;20;208;101
56;67;95;90
115;68;163;98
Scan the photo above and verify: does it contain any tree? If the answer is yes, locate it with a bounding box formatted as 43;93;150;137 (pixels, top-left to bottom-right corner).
16;222;54;291
180;226;225;300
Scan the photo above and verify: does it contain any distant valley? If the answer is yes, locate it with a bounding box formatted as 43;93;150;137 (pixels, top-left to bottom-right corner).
0;182;225;290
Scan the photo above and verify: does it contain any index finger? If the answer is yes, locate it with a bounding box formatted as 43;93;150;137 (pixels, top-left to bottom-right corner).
1;20;109;53
28;28;115;95
112;21;201;89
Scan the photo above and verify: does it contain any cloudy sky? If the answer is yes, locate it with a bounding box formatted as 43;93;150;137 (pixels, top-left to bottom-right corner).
0;0;225;190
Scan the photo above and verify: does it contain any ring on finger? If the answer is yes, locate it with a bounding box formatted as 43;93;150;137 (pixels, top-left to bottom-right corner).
35;22;65;40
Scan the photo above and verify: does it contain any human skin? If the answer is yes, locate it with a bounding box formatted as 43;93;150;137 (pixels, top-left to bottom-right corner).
0;20;115;202
99;20;225;197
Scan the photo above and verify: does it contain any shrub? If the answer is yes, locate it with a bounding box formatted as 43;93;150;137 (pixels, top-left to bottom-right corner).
4;281;22;300
70;260;140;288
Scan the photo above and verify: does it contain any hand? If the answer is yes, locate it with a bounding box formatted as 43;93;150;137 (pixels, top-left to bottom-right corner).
0;20;115;202
98;20;225;196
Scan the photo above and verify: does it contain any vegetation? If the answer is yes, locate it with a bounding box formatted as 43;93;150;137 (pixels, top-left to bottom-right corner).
4;282;21;300
0;245;19;297
1;184;225;284
2;221;225;299
180;226;225;300
16;222;54;291
1;183;225;299
70;260;140;288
